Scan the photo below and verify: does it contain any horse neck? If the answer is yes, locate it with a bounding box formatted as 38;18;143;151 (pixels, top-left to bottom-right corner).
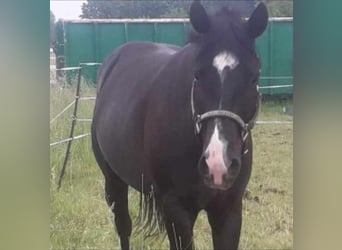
168;43;197;96
161;43;198;127
146;43;201;150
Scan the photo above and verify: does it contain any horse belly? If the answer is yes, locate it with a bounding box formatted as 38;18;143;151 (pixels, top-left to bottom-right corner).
94;88;154;192
93;43;174;193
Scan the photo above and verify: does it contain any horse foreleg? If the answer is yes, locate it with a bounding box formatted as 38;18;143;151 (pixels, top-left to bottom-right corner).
105;173;132;250
207;199;242;250
162;193;198;250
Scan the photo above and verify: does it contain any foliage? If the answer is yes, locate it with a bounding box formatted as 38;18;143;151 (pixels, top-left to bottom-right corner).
50;10;55;47
264;0;293;17
80;0;257;19
80;1;293;19
80;0;172;18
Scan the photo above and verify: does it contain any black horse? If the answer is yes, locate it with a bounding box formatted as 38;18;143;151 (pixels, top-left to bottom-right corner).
91;1;268;249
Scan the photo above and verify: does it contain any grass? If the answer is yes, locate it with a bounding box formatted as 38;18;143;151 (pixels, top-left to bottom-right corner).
50;81;293;250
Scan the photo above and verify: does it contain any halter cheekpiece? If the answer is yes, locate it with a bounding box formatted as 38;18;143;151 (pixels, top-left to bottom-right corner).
190;77;261;139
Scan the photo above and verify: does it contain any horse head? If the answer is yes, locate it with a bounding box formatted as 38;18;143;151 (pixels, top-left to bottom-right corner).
189;1;268;190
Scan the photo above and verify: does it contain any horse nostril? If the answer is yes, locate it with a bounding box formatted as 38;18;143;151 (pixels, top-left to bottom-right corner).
209;174;214;182
198;156;209;175
222;173;229;182
230;159;241;172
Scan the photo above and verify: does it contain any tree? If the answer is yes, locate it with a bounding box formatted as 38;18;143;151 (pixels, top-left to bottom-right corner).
80;0;257;19
50;10;56;47
80;0;172;19
264;0;293;17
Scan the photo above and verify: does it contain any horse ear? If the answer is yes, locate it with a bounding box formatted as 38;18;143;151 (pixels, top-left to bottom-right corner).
247;2;268;38
189;0;210;34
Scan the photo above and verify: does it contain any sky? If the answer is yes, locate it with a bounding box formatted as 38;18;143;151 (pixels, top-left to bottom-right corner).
50;0;86;20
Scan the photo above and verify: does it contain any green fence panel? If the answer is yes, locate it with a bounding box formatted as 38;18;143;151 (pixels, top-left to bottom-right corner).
64;23;97;83
268;20;293;95
59;18;293;94
65;23;96;66
126;23;155;42
257;25;271;93
98;23;126;60
256;19;293;95
156;23;187;45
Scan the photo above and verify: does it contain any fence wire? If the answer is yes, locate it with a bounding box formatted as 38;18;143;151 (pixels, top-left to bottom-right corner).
50;65;293;147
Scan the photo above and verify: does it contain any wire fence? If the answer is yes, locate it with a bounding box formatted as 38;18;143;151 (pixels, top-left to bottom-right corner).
50;64;293;148
50;62;101;190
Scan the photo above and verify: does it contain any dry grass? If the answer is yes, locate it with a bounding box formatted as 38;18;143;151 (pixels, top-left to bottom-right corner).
50;82;292;249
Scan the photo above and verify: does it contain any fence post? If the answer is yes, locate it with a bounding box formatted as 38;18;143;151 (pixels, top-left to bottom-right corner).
57;65;83;190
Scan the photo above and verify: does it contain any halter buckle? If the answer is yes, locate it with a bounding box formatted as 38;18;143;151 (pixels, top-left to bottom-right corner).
242;127;249;142
193;115;202;135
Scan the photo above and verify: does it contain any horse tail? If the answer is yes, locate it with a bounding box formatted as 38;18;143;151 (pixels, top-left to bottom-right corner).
134;184;166;239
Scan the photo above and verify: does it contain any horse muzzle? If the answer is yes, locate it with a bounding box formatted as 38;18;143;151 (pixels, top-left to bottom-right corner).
198;153;241;190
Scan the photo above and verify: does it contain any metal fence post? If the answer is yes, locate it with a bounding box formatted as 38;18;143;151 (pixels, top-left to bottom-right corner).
57;65;83;190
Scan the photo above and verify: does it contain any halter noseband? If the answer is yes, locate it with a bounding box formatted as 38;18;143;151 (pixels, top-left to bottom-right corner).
190;77;261;139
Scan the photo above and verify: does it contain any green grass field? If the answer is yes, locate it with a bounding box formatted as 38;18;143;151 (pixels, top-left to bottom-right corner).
50;82;293;250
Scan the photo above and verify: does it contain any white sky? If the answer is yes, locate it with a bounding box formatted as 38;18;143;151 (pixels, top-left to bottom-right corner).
50;0;86;20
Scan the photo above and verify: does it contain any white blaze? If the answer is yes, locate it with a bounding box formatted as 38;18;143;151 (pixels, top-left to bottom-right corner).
213;51;239;81
205;124;228;185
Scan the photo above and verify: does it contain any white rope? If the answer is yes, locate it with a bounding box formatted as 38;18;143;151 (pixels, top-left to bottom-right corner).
80;62;102;66
61;17;292;23
50;97;95;125
260;76;292;79
259;84;293;89
50;100;75;124
76;119;93;122
54;63;101;72
49;120;292;148
55;66;81;71
79;96;96;100
256;121;292;125
50;133;91;147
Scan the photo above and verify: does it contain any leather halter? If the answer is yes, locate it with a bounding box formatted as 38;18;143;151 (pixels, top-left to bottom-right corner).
190;77;261;139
